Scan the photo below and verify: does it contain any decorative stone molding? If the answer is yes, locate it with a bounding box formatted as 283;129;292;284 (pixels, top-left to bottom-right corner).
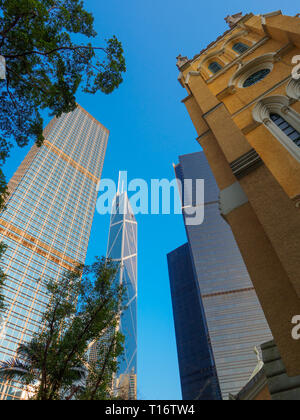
216;85;236;100
197;29;250;73
229;53;275;88
286;78;300;100
197;48;225;70
252;95;290;122
262;340;300;401
260;13;283;34
225;13;243;28
262;10;282;19
292;195;300;209
205;37;269;86
253;95;300;163
176;55;189;70
177;72;185;87
219;182;249;217
184;71;201;85
222;29;249;49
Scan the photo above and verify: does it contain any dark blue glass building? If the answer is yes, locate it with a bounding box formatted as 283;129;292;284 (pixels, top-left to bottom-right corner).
167;244;222;400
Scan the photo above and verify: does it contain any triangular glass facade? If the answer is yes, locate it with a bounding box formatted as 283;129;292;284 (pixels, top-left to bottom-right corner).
107;191;137;400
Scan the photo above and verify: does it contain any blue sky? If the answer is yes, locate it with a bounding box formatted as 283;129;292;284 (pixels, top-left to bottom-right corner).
3;0;299;400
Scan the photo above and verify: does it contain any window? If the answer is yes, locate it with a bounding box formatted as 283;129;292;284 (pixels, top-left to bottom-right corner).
232;42;249;54
270;114;300;147
253;96;300;163
208;62;222;74
229;53;275;89
243;68;271;87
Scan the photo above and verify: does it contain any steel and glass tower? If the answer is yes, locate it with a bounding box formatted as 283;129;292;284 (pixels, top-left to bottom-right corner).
0;105;109;400
168;244;222;401
169;152;273;400
107;184;137;400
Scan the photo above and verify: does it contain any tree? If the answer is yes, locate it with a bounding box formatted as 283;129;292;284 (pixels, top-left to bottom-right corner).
0;0;126;166
0;257;125;400
76;329;124;401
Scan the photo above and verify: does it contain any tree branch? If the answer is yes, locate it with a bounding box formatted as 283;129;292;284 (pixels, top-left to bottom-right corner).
89;335;117;400
40;302;60;400
0;16;22;38
6;76;22;127
4;46;106;59
0;11;39;48
6;66;49;96
48;296;113;399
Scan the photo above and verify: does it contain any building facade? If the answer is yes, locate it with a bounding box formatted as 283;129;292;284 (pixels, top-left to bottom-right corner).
169;152;273;399
168;243;222;400
107;188;137;400
0;105;109;399
177;11;300;388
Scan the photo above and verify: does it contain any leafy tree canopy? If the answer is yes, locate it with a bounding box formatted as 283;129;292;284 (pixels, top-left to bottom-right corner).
0;257;125;400
0;0;126;164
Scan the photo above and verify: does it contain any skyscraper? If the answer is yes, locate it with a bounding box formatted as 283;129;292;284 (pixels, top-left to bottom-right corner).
0;105;109;400
169;152;272;400
168;244;221;401
106;186;137;400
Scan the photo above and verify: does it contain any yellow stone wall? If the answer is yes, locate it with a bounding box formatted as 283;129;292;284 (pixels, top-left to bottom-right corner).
178;11;300;377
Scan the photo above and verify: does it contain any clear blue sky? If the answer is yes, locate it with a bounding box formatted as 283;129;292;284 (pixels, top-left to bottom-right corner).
3;0;298;400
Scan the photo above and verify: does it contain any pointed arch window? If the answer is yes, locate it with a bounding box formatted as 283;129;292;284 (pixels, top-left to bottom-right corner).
208;62;222;74
232;42;249;54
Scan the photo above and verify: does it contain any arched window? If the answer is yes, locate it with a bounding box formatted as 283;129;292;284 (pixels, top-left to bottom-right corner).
208;62;222;74
270;114;300;147
253;96;300;162
229;53;275;89
243;68;271;88
232;42;249;54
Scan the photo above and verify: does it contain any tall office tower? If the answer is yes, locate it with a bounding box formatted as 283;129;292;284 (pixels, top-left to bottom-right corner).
106;186;137;400
168;244;222;401
0;105;109;400
177;11;300;398
169;152;273;400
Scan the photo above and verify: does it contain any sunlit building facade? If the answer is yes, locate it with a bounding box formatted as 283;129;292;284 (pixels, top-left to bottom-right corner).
177;11;300;395
107;189;137;400
0;105;109;399
170;152;272;399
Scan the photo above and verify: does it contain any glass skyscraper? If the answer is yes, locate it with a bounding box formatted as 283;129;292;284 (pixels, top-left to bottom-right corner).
168;244;222;400
107;188;137;400
0;105;109;400
169;152;273;400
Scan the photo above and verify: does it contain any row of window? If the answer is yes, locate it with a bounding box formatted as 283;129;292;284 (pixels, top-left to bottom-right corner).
208;42;249;75
205;40;300;153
